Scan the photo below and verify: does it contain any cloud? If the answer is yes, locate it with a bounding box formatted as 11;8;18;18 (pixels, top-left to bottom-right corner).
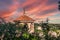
0;0;59;23
0;0;19;18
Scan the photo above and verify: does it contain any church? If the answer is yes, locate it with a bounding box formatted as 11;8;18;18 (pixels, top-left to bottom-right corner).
15;8;35;33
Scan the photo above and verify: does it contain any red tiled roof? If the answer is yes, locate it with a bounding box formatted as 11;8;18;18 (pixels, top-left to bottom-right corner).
16;15;34;21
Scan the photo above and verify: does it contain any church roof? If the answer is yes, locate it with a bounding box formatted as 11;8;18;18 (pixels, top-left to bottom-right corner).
16;15;34;22
15;8;35;22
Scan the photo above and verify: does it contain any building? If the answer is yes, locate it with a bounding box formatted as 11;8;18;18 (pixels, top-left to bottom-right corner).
15;9;35;33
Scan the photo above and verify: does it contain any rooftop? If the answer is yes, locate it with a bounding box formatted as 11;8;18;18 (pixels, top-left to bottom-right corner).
15;15;34;22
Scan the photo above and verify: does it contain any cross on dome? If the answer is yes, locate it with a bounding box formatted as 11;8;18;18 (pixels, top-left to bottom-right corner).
23;8;26;15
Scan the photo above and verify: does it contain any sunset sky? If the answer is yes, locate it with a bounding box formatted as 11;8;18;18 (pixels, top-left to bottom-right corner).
0;0;60;23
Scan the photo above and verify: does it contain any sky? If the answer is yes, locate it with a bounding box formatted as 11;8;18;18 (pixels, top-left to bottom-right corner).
0;0;60;23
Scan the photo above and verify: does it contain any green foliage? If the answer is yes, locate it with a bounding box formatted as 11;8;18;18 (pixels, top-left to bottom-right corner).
0;21;60;40
22;33;29;39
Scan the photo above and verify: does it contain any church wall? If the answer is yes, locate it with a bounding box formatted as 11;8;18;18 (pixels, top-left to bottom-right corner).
27;23;34;33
